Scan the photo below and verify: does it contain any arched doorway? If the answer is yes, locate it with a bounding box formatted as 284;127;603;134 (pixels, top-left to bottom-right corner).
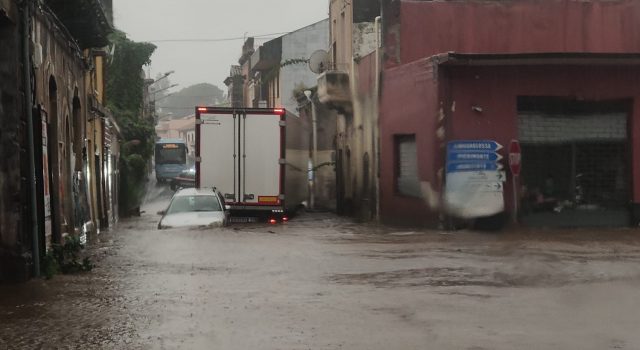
64;116;74;234
345;147;353;215
336;149;344;215
362;152;371;220
48;76;62;243
72;94;82;171
71;96;90;236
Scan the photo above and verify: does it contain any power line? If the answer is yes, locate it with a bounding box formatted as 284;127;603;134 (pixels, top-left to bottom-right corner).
142;32;289;43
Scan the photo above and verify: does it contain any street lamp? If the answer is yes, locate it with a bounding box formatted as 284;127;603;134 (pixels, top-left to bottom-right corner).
304;89;318;210
152;70;175;86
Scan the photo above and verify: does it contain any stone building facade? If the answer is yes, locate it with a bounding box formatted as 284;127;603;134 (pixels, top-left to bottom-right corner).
0;0;116;282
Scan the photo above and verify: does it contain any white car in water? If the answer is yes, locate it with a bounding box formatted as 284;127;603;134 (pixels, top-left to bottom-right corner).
157;188;229;229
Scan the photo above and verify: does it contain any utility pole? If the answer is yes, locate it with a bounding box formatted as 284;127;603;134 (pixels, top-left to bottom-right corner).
150;83;178;122
143;71;175;121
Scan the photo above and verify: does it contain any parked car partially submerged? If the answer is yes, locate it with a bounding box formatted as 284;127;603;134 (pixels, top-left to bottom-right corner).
158;188;229;229
170;166;196;190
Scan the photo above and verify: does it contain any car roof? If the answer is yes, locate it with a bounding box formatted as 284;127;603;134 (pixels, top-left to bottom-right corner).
173;187;220;197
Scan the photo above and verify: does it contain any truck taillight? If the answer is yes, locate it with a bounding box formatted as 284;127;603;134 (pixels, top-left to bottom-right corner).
197;107;208;112
273;108;285;115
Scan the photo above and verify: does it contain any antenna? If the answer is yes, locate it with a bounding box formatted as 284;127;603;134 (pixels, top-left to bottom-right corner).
308;50;329;74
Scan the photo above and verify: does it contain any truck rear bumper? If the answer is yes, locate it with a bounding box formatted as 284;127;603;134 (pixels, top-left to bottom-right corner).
229;205;284;211
228;205;287;221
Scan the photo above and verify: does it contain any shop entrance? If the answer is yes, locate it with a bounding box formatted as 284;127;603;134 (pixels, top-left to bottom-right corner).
517;97;631;227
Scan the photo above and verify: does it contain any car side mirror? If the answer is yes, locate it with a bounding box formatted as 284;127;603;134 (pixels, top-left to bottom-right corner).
157;210;166;216
225;205;231;211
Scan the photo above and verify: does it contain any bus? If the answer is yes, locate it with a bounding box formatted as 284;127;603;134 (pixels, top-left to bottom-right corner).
155;139;188;183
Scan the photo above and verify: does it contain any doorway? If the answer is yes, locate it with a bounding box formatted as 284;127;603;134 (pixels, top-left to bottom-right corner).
48;77;62;242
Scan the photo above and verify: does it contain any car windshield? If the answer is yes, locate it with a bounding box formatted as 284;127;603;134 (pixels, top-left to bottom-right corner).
166;195;221;214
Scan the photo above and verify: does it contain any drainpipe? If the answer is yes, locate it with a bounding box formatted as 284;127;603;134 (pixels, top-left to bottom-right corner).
304;90;318;210
374;15;382;222
22;0;40;277
311;97;318;210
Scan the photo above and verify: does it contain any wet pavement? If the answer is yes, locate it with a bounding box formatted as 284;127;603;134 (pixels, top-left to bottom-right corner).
2;183;640;349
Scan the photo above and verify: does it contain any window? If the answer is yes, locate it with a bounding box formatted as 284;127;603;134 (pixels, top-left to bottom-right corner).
332;42;337;69
395;135;420;197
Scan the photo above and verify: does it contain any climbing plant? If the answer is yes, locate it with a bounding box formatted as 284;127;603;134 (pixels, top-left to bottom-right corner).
261;58;310;84
106;31;157;215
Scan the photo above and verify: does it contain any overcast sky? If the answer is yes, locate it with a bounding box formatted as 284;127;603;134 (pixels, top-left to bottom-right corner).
112;0;329;91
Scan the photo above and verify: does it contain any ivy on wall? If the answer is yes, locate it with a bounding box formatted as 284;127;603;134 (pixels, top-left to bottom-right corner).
106;31;156;215
260;58;309;84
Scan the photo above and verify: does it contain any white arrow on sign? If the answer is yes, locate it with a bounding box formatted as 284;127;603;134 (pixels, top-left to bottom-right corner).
452;170;506;183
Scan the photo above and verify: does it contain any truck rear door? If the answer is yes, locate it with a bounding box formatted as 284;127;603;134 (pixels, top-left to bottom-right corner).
240;111;284;206
197;110;238;202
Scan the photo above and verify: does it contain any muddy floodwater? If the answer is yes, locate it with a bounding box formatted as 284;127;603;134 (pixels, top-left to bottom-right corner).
2;184;640;349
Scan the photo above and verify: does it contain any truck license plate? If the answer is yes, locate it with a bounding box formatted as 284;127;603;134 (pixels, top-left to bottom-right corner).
230;217;258;223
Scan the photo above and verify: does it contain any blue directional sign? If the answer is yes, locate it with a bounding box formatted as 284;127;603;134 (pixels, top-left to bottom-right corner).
447;161;503;173
447;152;503;162
446;140;504;173
447;140;503;153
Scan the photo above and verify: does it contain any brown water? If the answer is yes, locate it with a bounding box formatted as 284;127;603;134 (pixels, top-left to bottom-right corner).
2;182;640;349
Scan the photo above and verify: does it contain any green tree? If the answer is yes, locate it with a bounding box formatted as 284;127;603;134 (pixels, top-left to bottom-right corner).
157;83;225;118
106;31;157;215
107;30;156;112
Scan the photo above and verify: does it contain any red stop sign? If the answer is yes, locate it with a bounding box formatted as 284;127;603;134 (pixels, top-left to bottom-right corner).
509;140;522;176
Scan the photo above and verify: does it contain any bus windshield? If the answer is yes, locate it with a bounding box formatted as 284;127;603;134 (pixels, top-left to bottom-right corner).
156;143;186;165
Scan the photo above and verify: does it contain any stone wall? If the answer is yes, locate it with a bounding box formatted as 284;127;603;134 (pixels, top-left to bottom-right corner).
0;2;30;281
33;7;88;243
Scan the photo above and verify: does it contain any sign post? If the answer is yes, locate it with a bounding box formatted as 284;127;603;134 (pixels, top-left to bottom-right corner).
508;140;522;224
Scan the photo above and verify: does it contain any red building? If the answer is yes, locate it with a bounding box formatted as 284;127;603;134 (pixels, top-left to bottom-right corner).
379;0;640;228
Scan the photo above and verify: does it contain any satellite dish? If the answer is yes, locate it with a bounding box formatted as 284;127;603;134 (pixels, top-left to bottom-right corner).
308;50;329;74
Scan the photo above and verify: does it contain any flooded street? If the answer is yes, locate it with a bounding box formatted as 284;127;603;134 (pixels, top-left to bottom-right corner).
5;1;640;349
2;184;640;349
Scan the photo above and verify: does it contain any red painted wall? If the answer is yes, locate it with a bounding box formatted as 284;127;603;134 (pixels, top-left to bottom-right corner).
448;64;640;212
379;58;444;226
380;60;640;226
385;0;640;67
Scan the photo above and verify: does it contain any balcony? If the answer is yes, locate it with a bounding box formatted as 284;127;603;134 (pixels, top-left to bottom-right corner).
317;70;352;113
250;37;282;73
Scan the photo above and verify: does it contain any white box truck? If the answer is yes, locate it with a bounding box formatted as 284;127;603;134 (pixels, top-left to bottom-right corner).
195;107;309;221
